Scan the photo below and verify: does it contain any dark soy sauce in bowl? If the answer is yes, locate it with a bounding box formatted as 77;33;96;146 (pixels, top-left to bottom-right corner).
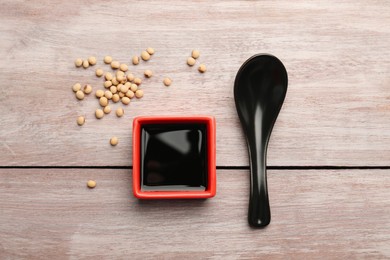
140;123;208;191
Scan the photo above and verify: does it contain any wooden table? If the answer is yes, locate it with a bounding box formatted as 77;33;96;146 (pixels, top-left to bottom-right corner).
1;1;389;258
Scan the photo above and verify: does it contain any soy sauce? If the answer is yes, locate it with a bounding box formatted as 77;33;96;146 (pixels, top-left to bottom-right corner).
140;123;208;191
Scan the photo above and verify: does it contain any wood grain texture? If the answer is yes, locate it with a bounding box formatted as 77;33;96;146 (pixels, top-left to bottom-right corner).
0;169;389;259
0;1;390;166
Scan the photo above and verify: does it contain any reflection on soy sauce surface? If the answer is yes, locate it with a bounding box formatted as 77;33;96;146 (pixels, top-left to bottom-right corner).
141;124;208;191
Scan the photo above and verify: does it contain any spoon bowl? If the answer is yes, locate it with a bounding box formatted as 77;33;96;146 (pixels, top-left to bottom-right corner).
234;54;288;227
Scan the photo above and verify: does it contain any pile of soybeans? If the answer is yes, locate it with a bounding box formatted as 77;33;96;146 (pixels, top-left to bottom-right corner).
71;48;206;189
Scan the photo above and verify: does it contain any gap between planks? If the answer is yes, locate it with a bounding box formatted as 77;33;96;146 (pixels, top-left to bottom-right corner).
1;166;390;170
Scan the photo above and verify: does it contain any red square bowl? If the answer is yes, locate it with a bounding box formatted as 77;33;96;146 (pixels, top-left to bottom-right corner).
133;116;216;199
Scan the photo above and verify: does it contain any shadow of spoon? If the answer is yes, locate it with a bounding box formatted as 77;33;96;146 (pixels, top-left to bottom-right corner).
234;54;288;228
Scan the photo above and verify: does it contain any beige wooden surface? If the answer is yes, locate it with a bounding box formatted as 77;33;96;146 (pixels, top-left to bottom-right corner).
0;169;389;259
1;0;390;259
0;0;390;166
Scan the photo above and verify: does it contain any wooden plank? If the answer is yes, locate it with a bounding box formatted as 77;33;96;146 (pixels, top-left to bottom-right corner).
0;1;390;166
0;169;389;258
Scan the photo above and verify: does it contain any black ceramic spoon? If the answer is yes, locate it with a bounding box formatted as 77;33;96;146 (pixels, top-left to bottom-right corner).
234;54;288;228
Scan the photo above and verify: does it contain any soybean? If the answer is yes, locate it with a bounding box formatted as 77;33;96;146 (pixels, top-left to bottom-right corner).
110;137;118;146
122;96;130;105
96;68;104;77
130;83;138;92
135;89;144;98
119;63;128;72
187;57;196;66
120;84;129;93
126;90;135;98
104;56;112;64
111;77;119;86
112;94;120;103
82;60;89;68
77;116;85;126
104;80;112;88
163;77;172;86
105;72;113;81
95;109;104;119
111;61;120;69
88;56;97;65
75;58;83;67
103;106;111;114
83;84;92;94
117;84;124;93
95;89;104;98
198;64;207;73
141;51;150;61
76;90;85;100
116;107;124;117
146;47;155;55
72;83;81;92
133;78;142;85
116;71;125;82
110;86;118;94
87;180;97;188
144;70;153;78
132;56;139;65
127;73;134;82
104;90;113;99
192;50;200;59
99;97;108;107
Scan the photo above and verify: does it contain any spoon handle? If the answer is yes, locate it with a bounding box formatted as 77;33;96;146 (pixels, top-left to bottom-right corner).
247;139;271;227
